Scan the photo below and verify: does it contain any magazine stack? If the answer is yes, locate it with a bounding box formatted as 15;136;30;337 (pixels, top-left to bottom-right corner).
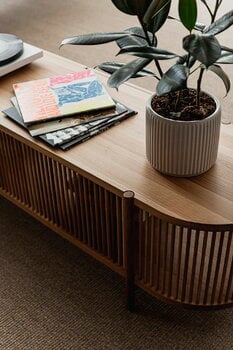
3;69;136;150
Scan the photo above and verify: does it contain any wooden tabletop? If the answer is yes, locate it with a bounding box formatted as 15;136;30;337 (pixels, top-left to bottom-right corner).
1;50;233;225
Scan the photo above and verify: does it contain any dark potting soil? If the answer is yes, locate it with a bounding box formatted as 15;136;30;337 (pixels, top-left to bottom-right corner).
151;89;216;121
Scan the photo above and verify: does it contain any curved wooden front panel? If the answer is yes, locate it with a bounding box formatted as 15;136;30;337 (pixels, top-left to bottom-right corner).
135;209;233;307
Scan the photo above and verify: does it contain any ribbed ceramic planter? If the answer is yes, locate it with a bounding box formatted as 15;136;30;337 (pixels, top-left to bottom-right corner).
146;92;221;177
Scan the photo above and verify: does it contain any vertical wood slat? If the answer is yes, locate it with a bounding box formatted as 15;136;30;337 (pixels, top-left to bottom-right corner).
46;157;57;224
0;132;7;190
181;228;192;303
33;151;46;216
218;231;233;303
105;189;112;259
83;176;91;246
203;231;217;305
57;162;70;231
137;209;144;280
149;216;156;288
13;139;24;202
16;142;28;206
41;153;52;218
188;230;200;303
3;133;17;196
72;173;84;241
35;150;48;216
41;155;55;222
88;180;96;250
195;230;208;305
210;231;225;304
60;164;72;234
77;174;87;242
52;160;65;229
143;212;149;284
23;142;37;212
116;196;123;266
27;147;41;214
167;224;176;298
155;219;162;292
12;138;23;201
225;254;233;303
67;169;79;237
175;226;184;300
100;187;107;256
3;135;19;199
93;183;101;251
110;193;117;264
161;222;169;295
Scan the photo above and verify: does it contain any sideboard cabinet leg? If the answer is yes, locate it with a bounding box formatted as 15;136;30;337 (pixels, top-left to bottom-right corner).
123;190;135;311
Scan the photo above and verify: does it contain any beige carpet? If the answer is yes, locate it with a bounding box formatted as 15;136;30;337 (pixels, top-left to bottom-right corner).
1;196;233;350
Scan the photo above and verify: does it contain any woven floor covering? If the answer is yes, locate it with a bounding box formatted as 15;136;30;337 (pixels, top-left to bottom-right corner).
0;196;233;350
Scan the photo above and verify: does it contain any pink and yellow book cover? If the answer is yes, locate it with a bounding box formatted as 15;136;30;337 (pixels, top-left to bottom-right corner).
13;69;115;125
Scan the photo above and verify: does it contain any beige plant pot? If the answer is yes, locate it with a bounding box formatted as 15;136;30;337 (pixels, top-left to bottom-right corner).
146;92;221;177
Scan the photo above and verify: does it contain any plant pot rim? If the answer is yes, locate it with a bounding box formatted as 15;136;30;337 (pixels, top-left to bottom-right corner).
147;90;221;125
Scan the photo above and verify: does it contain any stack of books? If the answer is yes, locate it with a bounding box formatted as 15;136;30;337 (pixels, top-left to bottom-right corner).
3;69;136;150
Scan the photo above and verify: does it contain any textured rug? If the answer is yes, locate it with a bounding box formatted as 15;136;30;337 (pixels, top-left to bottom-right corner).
0;196;233;350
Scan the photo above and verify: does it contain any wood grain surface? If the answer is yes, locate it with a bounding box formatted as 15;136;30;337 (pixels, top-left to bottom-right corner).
1;51;233;225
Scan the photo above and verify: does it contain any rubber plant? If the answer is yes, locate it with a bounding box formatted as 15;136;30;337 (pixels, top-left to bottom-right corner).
61;0;233;176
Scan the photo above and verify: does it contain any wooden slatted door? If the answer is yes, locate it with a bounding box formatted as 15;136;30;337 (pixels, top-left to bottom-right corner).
134;208;233;308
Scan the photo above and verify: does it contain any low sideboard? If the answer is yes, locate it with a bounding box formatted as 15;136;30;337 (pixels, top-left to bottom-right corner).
0;50;232;310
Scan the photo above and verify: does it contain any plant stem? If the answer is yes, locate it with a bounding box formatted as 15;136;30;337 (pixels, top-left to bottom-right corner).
138;17;163;78
154;57;163;78
201;0;222;23
201;0;213;20
175;90;181;112
212;0;222;23
196;68;204;106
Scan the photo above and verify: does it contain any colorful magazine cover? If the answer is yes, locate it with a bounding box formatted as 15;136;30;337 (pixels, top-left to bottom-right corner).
13;69;115;125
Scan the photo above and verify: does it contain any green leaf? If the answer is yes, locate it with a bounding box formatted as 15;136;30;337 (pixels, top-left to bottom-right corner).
208;64;231;95
112;0;156;18
204;10;233;35
183;34;221;67
156;64;189;95
143;0;171;27
107;58;152;88
116;27;153;49
147;0;171;33
117;45;178;60
97;61;157;78
60;32;130;46
217;51;233;64
176;54;196;68
111;0;136;15
178;0;197;32
221;46;233;53
194;22;206;32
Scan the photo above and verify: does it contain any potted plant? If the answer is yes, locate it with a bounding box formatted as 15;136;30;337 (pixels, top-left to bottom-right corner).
61;0;233;177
